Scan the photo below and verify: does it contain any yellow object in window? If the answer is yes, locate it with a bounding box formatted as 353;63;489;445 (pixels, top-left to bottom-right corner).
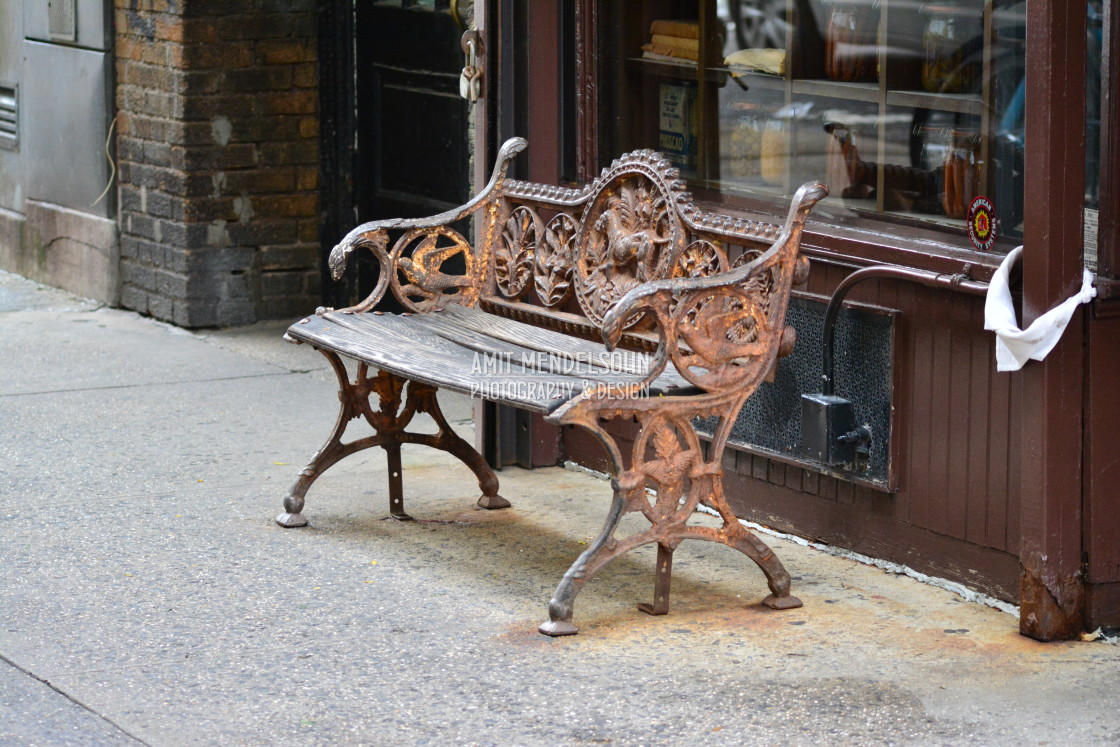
724;49;787;76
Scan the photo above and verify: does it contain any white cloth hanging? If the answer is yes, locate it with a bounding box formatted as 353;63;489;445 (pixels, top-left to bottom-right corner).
983;246;1096;372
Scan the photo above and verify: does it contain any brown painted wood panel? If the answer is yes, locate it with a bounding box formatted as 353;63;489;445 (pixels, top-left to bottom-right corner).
946;292;973;540
1086;583;1120;630
1018;0;1088;639
526;3;561;184
965;300;991;547
722;466;1021;601
985;337;1011;551
1085;311;1120;585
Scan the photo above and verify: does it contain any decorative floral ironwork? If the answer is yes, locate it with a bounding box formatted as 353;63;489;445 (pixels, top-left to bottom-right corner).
534;213;577;306
674;239;729;280
668;287;771;391
732;247;777;317
575;171;683;327
496;205;538;298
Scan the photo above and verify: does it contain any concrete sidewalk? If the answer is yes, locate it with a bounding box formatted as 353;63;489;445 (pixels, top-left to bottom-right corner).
2;270;1118;746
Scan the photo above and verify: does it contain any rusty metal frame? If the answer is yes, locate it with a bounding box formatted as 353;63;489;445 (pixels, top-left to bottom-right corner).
284;138;827;635
276;353;507;528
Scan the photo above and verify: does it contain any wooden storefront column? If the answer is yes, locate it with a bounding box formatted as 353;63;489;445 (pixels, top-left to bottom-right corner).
1018;0;1088;640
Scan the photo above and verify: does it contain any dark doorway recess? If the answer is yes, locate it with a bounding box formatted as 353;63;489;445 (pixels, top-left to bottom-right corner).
319;0;471;309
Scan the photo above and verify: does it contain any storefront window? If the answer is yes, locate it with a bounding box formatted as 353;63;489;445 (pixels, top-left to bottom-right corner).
600;0;1038;253
1085;0;1105;271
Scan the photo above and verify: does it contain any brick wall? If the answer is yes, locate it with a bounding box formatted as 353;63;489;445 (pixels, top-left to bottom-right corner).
115;0;320;327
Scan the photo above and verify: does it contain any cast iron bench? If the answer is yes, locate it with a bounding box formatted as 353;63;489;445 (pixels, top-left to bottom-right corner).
277;137;827;635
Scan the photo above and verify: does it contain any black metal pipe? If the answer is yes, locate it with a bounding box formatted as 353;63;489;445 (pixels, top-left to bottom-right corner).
820;265;989;396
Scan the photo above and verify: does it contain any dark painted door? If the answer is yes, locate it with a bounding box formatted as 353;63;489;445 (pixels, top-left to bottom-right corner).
321;0;470;309
356;1;470;222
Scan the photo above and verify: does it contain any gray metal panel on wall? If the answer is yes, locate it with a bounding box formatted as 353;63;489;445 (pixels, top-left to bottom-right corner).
0;1;26;210
23;0;112;51
22;40;112;218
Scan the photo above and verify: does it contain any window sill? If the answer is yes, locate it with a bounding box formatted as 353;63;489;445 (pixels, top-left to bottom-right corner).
690;187;1009;283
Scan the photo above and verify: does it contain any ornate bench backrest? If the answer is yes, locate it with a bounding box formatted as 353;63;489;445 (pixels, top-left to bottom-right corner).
328;138;824;393
490;147;802;336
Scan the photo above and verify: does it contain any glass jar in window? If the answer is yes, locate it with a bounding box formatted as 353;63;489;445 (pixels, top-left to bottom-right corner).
727;103;764;180
922;4;982;93
824;0;880;83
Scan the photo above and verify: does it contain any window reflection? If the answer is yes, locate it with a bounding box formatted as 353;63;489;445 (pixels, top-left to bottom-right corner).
714;1;1026;245
603;1;1098;252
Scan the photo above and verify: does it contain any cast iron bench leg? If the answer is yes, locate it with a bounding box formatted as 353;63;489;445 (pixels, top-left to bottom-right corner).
277;350;367;528
278;358;508;528
537;408;802;636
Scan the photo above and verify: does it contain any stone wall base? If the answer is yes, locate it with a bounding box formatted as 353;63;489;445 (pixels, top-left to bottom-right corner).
0;201;120;305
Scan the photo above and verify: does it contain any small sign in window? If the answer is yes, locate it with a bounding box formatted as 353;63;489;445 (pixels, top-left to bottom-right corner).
1084;208;1099;273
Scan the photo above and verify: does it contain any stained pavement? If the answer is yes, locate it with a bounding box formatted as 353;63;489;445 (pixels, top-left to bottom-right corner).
2;270;1118;746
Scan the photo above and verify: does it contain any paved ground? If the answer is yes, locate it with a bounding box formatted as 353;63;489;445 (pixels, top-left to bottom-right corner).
2;270;1119;746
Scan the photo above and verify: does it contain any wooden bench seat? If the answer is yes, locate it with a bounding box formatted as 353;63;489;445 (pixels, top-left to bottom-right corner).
277;137;827;635
288;304;698;414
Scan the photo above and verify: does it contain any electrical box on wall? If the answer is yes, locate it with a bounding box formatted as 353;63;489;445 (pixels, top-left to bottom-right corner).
19;0;114;215
24;0;112;51
800;393;872;468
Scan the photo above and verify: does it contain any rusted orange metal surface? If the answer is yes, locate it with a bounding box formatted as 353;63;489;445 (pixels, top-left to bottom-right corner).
281;137;827;635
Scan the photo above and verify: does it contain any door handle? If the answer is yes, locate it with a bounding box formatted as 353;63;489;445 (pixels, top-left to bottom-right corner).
459;29;483;104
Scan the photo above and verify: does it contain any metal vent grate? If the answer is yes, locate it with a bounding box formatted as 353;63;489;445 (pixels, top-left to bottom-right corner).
0;85;17;150
695;296;894;487
48;0;77;42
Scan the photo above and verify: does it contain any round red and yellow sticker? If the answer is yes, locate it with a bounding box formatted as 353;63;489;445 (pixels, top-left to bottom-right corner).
967;196;997;251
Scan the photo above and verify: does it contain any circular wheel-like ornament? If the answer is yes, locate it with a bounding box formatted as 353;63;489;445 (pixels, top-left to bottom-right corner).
671;239;730;314
390;226;477;312
732;249;778;317
574;171;684;327
673;239;729;280
669;286;771;391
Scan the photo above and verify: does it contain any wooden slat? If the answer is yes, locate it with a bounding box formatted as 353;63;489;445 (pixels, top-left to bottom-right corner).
443;303;655;375
290;315;574;412
287;306;699;415
435;305;698;392
480;296;662;353
946;299;971;540
965;300;991;548
411;312;685;392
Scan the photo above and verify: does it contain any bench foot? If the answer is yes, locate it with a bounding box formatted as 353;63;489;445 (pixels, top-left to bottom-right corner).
637;544;673;616
762;593;803;610
477;493;511;510
275;512;309;528
538;619;579;637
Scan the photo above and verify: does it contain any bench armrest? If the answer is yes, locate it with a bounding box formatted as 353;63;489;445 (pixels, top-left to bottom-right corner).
327;137;528;313
602;182;828;393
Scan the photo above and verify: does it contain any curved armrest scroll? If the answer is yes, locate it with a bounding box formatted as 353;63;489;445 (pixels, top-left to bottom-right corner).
604;182;827;349
602;182;827;392
327;137;529;309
